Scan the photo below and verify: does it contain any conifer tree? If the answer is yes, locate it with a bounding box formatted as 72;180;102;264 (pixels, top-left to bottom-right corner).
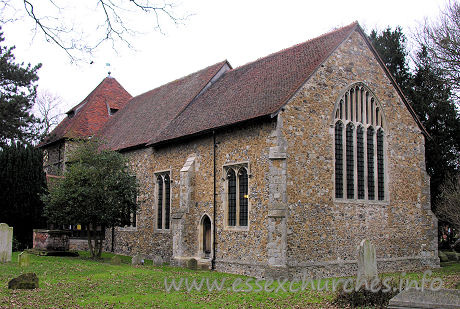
0;142;47;249
0;29;41;146
369;27;460;208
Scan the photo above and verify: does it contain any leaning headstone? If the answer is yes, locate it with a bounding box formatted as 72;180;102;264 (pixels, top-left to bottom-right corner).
0;223;13;263
18;252;30;267
111;255;121;265
388;288;460;309
187;258;198;270
357;239;378;282
8;273;39;290
131;254;144;266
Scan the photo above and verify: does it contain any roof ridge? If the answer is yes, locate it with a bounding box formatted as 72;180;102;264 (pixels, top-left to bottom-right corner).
67;77;113;114
134;60;229;100
271;22;359;115
146;60;229;144
229;21;358;72
169;61;229;120
146;22;359;146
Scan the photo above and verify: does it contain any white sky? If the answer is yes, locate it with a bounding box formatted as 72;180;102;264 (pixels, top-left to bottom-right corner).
1;0;449;114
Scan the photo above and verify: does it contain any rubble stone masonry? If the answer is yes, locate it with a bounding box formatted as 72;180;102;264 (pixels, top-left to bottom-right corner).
104;29;438;278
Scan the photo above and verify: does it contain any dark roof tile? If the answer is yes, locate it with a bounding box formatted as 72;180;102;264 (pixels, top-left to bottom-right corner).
147;22;358;145
98;61;230;150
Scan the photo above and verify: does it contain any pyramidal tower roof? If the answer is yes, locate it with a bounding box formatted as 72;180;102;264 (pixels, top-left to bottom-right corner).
40;76;132;147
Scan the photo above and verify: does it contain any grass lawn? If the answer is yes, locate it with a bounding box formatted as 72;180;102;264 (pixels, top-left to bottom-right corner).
0;252;459;308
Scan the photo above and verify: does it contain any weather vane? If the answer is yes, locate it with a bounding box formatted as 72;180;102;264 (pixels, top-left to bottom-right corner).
106;63;111;76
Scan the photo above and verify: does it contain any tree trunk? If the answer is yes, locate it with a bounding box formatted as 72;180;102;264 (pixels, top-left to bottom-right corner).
87;225;95;258
96;226;104;258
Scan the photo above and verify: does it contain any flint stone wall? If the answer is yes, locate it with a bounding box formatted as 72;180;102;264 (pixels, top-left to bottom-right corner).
105;29;438;278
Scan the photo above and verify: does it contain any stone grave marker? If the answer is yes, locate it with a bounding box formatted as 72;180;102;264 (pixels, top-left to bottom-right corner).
388;288;460;309
187;258;198;270
132;254;144;266
18;251;30;267
111;255;121;265
357;239;378;282
152;255;163;266
8;273;39;290
0;223;13;263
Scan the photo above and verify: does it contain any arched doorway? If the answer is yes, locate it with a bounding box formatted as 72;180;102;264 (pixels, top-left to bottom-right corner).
201;215;212;258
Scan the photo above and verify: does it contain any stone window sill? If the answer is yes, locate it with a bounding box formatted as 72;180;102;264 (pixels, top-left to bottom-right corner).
224;226;249;232
117;226;138;232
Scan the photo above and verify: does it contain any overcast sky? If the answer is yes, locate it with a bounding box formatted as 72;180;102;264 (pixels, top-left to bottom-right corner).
2;0;449;114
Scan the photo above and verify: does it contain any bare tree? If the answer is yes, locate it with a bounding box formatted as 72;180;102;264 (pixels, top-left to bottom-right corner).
415;0;460;100
436;174;460;232
1;0;186;61
33;90;64;142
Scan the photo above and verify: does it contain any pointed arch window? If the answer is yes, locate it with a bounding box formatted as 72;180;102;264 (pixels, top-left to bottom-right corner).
357;126;365;199
346;123;354;199
225;164;249;228
377;129;385;200
157;175;163;229
335;121;344;198
156;172;171;230
333;83;386;201
238;168;248;226
367;127;375;200
227;169;237;226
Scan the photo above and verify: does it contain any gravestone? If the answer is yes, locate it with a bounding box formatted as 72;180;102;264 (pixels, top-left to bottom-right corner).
0;223;13;263
8;273;39;290
388;288;460;309
357;239;378;282
187;258;198;270
18;252;30;267
152;255;163;266
111;255;121;265
131;254;144;266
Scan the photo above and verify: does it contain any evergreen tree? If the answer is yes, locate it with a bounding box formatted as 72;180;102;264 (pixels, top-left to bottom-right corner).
0;29;41;146
0;142;47;249
44;140;138;258
369;27;460;208
369;27;412;94
409;47;460;207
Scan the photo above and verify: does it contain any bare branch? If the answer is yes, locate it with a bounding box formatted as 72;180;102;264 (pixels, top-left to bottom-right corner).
414;0;460;100
33;90;64;142
1;1;187;62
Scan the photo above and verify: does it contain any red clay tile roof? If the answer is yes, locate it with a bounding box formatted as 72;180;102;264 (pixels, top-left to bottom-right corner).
98;61;230;150
146;22;358;146
40;77;132;147
99;23;358;150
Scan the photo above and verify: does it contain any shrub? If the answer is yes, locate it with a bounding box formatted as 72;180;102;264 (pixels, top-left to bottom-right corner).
334;277;399;308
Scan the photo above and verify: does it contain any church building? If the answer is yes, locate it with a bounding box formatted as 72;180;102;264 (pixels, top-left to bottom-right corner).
41;22;439;278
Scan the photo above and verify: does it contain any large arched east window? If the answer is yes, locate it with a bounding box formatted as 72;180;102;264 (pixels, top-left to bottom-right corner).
334;83;386;201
